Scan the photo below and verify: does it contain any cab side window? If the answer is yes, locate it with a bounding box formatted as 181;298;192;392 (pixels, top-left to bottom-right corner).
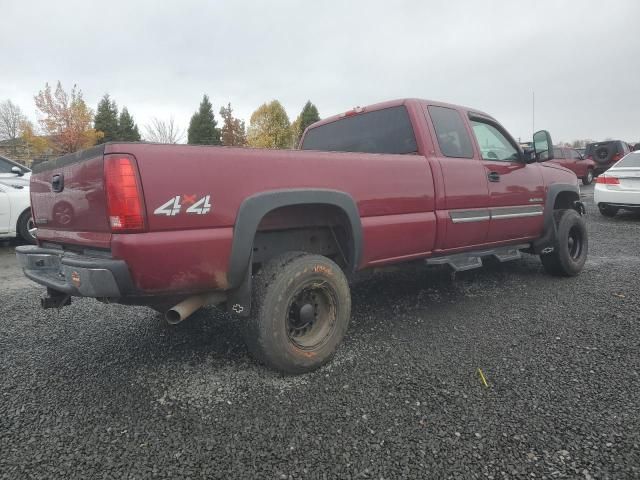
470;120;519;162
427;106;474;159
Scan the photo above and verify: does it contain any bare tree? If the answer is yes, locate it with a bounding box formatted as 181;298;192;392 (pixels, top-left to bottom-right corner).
144;117;184;144
0;100;27;141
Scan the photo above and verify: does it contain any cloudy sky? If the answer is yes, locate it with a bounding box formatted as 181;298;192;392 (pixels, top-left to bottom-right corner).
2;0;639;144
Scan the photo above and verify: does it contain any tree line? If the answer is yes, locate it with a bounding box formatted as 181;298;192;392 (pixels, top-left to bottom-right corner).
0;81;320;157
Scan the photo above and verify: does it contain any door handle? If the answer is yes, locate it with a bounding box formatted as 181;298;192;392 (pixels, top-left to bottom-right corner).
51;174;64;192
487;171;500;182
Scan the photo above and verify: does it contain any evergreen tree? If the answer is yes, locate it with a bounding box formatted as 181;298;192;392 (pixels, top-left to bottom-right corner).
118;107;141;141
94;94;119;143
219;102;247;146
293;101;320;144
187;94;221;145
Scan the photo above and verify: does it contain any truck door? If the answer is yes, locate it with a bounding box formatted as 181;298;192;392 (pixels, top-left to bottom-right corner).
469;117;545;243
424;105;490;250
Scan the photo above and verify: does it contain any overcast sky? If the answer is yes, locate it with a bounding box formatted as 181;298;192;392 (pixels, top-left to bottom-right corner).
2;0;639;144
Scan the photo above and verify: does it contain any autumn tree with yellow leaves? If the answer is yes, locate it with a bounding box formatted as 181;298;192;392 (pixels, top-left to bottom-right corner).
247;100;292;149
34;81;102;153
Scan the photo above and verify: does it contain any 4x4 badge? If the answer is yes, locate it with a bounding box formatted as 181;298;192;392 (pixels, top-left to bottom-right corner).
154;194;212;216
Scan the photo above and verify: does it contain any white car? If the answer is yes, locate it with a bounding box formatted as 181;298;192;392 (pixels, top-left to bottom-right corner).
0;156;36;244
0;154;31;180
594;151;640;217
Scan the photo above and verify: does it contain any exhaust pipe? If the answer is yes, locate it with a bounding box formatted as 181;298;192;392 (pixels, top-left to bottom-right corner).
165;292;225;325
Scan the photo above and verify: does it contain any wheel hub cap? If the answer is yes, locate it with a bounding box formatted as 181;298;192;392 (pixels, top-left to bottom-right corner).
286;284;337;349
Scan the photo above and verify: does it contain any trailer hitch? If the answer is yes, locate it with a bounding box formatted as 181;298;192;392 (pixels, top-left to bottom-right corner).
41;288;71;309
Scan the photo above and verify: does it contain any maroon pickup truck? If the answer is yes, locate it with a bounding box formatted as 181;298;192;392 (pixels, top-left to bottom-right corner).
17;98;587;373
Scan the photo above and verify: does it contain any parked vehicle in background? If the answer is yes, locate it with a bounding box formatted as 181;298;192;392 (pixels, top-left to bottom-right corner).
0;155;31;179
632;143;640;152
551;147;596;185
576;147;586;157
0;175;36;244
16;98;587;373
585;140;631;175
594;151;640;217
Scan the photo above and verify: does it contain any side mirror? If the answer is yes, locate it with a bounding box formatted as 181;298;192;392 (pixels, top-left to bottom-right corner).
533;130;554;161
11;166;24;177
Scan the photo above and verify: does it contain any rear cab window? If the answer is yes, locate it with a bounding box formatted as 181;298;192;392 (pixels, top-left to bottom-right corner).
553;148;565;159
301;105;417;154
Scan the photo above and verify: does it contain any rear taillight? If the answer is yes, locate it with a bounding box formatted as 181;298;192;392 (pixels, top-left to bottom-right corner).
104;154;146;232
613;153;623;162
585;155;593;160
595;175;619;185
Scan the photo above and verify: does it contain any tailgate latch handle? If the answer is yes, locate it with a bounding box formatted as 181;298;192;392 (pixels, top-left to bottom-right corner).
52;174;64;192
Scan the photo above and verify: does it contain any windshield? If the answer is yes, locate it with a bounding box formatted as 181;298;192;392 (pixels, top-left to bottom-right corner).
0;156;31;174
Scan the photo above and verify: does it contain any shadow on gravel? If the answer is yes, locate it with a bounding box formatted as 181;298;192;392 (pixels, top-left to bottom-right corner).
348;255;543;334
17;252;548;396
65;256;544;360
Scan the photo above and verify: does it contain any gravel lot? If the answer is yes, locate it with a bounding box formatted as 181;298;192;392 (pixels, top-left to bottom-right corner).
1;184;639;479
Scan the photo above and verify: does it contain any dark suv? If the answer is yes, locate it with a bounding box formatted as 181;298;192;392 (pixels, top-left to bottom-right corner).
585;141;630;174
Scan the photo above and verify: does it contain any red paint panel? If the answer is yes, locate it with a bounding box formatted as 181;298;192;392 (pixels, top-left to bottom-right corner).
361;212;436;266
435;210;490;250
110;228;233;293
109;144;435;232
489;217;543;240
36;230;112;249
30;154;110;234
482;162;545;242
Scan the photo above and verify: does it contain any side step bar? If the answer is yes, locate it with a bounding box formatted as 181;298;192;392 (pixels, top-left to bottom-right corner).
425;244;529;272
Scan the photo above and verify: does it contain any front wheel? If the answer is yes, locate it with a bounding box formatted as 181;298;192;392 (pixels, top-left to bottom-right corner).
17;210;37;244
598;204;618;217
582;169;594;185
244;252;351;374
540;209;588;277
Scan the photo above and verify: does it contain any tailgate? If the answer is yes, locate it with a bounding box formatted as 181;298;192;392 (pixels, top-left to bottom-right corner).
31;145;111;248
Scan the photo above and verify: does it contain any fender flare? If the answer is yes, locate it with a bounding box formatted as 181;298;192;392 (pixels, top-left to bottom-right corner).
531;183;582;253
227;188;363;289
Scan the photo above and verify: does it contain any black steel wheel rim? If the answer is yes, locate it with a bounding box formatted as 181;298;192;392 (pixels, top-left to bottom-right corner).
567;226;583;260
286;281;337;350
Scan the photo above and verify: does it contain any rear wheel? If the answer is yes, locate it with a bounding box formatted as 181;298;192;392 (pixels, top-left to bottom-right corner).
17;209;37;244
582;169;594;185
540;209;588;277
598;204;618;217
244;252;351;374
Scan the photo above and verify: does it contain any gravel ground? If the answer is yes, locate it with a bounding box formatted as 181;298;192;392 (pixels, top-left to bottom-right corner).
1;184;639;479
